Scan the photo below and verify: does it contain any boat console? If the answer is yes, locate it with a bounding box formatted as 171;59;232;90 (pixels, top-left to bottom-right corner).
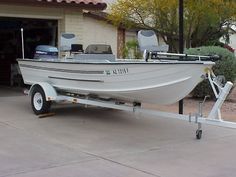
73;44;115;62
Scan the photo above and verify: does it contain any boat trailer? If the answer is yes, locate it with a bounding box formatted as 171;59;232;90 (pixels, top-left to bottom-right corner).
28;70;235;140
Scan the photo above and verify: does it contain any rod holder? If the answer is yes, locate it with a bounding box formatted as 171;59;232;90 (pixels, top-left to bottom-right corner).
21;28;25;59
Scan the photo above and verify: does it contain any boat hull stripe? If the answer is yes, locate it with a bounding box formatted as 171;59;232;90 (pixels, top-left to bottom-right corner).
48;76;104;83
19;64;104;74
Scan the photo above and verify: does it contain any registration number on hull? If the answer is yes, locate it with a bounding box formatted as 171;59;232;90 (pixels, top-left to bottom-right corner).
105;68;129;75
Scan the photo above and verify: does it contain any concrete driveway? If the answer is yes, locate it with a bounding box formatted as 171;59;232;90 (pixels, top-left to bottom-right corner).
0;94;236;177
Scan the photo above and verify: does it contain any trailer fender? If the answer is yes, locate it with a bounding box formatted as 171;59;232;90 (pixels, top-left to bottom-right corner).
29;83;57;101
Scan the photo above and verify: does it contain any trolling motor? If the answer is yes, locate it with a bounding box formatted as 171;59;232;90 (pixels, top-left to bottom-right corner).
144;50;221;62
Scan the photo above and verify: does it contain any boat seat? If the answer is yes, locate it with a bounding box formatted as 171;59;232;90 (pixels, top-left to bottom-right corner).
138;30;169;53
60;33;77;52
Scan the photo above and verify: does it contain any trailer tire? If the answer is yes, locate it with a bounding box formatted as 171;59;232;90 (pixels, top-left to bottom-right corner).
31;86;51;115
196;130;202;140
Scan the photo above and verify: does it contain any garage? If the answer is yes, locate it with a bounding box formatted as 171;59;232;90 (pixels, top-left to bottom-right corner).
0;17;58;86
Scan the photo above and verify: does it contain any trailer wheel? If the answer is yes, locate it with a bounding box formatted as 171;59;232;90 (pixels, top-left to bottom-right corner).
196;130;202;140
31;86;51;115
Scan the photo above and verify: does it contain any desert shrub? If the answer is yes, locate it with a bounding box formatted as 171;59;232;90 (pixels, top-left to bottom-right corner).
185;46;236;98
123;40;142;59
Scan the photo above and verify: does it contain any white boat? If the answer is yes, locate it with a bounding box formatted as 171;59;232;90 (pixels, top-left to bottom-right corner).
18;29;218;106
17;58;214;105
16;29;236;139
17;54;236;139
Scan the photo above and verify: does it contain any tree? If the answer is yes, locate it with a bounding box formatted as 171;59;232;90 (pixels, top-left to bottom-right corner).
109;0;236;52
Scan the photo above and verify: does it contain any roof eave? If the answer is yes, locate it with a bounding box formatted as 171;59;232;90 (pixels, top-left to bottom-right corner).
0;0;107;11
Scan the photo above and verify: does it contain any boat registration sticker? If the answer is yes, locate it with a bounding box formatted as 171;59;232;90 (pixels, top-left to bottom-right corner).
105;68;129;75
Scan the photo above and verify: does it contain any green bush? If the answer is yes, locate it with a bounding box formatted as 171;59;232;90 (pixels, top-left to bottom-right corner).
123;40;142;59
185;46;236;98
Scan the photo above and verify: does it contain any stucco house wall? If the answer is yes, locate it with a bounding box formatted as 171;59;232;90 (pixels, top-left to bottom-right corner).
63;9;84;45
0;4;63;19
83;16;118;57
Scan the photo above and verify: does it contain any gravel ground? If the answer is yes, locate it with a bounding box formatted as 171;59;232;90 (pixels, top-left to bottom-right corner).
145;87;236;122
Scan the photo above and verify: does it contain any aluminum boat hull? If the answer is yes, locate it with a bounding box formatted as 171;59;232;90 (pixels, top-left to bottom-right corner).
18;59;214;105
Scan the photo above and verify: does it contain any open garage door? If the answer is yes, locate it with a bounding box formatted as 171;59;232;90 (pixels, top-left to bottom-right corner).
0;17;58;86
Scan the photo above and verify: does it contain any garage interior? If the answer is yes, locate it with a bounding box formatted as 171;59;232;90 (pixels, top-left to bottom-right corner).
0;17;58;86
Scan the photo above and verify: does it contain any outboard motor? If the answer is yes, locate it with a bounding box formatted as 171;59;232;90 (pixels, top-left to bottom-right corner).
34;45;58;59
